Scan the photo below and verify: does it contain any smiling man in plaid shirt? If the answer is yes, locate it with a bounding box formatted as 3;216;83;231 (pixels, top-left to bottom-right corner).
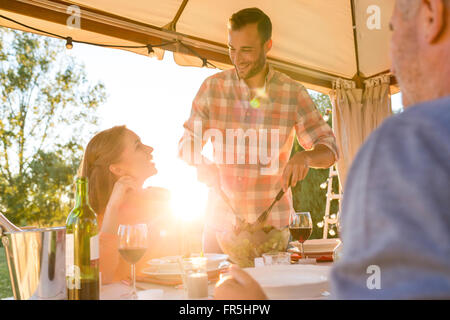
178;7;338;253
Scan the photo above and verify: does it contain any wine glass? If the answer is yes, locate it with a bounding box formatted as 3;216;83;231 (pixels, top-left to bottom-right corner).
118;224;148;299
289;212;312;260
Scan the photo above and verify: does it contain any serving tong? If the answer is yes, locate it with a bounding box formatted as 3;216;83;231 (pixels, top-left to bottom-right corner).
216;176;298;235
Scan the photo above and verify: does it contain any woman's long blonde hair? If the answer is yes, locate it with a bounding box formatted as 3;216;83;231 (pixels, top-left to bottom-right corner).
78;125;128;216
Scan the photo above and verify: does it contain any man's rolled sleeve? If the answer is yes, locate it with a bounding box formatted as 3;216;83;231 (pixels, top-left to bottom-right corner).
178;78;211;166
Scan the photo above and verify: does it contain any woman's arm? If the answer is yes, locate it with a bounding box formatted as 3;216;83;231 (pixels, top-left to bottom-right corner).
99;176;140;284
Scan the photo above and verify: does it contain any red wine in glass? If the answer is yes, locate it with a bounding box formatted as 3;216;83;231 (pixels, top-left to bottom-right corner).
289;227;312;243
118;224;148;299
289;212;313;259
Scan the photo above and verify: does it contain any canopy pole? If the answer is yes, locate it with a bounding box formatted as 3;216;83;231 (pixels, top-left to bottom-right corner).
350;0;364;88
163;0;189;32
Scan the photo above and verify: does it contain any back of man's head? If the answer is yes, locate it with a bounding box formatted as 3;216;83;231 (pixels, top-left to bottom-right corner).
390;0;450;107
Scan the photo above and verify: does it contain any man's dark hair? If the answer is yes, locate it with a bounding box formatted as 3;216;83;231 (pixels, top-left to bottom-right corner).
228;7;272;43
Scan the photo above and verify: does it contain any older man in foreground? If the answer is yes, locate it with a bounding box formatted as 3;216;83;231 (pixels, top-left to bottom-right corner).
214;0;450;299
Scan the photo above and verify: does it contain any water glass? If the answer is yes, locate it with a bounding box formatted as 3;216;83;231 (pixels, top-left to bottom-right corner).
179;257;208;299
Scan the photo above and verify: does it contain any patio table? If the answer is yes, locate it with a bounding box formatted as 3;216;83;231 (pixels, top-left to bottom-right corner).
100;262;333;300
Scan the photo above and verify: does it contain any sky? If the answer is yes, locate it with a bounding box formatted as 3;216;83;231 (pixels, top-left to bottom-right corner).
66;43;403;221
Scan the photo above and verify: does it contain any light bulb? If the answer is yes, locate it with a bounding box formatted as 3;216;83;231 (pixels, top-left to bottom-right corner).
66;37;73;50
317;221;324;228
320;182;327;189
323;115;329;122
330;214;336;220
329;229;336;236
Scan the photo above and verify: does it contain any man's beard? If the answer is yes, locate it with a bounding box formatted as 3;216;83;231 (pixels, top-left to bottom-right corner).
237;52;266;80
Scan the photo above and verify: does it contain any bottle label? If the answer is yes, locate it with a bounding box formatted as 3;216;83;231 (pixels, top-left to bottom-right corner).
66;233;74;276
90;234;99;261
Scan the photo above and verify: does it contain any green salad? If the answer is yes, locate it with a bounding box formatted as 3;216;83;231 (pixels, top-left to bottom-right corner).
216;226;290;268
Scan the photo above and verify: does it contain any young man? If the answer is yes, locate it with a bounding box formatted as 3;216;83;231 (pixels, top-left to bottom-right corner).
214;0;450;300
178;8;338;253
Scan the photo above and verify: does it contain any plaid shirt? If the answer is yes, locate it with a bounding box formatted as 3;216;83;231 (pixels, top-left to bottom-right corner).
178;65;338;231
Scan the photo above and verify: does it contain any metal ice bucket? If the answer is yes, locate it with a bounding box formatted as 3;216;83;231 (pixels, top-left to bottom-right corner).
0;226;66;300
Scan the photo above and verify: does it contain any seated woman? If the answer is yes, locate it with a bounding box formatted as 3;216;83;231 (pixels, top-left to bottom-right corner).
78;125;177;284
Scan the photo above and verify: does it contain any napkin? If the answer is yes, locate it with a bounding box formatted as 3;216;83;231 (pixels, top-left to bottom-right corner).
289;238;341;262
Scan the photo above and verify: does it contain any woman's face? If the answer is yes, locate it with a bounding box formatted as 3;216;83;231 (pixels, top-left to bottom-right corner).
109;129;157;182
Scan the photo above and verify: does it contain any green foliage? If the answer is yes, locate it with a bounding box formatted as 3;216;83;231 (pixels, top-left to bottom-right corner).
291;91;340;239
0;28;107;227
0;249;12;299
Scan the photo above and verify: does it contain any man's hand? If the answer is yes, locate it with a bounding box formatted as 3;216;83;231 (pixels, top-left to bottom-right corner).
196;163;221;189
281;151;310;192
214;264;268;300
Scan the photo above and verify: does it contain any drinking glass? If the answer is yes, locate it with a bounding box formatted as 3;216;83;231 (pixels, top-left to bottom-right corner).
179;256;209;299
118;224;148;299
289;212;312;259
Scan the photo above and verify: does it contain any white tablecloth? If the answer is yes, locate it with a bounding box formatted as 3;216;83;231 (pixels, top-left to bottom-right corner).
101;263;333;300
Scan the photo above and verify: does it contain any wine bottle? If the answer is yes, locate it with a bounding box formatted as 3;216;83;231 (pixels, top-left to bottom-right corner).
66;177;100;300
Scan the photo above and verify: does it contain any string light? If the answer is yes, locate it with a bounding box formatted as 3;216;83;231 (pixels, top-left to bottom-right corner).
329;229;336;236
65;37;73;49
330;214;336;220
320;182;327;189
317;221;324;228
0;14;216;67
323;108;332;122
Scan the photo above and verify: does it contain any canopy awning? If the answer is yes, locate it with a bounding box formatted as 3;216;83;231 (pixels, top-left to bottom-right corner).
0;0;399;94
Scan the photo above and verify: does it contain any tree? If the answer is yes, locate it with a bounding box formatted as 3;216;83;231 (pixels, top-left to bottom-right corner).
0;28;106;227
291;91;340;239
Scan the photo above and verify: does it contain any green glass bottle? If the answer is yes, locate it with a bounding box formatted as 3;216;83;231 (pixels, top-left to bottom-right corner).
66;177;100;300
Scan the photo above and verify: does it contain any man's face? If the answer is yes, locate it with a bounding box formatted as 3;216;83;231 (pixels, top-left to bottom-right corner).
228;23;270;80
389;0;421;107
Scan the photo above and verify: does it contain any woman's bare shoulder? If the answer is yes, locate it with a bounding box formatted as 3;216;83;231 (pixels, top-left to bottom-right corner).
141;186;171;202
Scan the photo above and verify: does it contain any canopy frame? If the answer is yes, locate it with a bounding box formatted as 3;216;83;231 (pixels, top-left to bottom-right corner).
0;0;398;93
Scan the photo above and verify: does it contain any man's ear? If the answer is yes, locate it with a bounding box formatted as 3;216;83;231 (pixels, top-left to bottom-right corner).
264;39;272;54
423;0;445;43
109;164;123;177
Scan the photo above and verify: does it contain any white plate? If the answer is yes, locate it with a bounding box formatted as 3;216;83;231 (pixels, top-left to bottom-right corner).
243;264;331;300
146;253;228;274
141;266;224;277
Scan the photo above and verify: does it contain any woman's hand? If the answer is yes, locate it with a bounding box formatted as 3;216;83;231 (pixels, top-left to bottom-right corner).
108;176;141;206
101;176;141;234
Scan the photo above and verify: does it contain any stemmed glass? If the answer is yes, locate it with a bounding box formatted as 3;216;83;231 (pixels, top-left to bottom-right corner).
289;212;312;259
118;224;148;299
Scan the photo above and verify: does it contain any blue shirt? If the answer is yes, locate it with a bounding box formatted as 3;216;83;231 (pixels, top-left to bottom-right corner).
330;96;450;299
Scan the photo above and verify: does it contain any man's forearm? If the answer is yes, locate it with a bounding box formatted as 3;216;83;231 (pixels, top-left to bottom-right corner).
302;144;336;169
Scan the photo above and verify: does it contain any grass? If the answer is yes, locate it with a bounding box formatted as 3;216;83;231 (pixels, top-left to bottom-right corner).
0;248;13;299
